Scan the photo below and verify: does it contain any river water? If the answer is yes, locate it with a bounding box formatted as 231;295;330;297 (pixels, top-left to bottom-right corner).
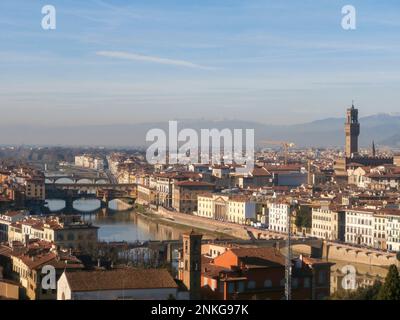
45;199;189;241
45;199;388;295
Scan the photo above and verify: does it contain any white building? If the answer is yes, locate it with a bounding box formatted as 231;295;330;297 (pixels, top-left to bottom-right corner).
196;194;256;225
75;155;104;170
385;211;400;251
344;208;400;251
345;209;375;247
57;269;180;300
268;202;295;233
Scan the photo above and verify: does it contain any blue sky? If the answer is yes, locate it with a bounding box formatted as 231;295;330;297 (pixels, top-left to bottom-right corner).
1;0;400;126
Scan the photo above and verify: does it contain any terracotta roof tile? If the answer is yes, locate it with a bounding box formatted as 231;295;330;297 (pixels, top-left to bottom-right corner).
65;269;177;292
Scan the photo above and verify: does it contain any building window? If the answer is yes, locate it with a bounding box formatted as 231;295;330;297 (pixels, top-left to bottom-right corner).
247;281;256;289
237;282;245;293
318;270;327;285
304;277;311;288
264;280;272;288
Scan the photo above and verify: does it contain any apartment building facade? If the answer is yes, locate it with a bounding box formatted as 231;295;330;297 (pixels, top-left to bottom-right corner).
196;194;256;225
8;215;98;250
345;209;375;247
311;206;345;241
268;202;296;233
172;181;214;214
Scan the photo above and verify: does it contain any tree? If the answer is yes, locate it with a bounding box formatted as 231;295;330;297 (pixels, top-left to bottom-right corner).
377;264;400;300
330;280;382;300
295;206;311;229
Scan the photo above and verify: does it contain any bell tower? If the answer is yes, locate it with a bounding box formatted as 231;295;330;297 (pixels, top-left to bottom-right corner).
345;102;360;157
182;230;202;299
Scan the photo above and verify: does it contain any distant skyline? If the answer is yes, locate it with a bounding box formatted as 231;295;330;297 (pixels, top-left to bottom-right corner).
1;0;400;126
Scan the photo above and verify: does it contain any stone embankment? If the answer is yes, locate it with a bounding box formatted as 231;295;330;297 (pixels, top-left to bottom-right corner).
324;241;399;267
154;207;287;240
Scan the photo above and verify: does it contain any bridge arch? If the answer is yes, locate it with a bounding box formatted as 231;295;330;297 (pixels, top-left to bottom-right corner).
76;178;93;184
54;177;74;184
73;198;102;212
45;199;66;211
271;238;324;258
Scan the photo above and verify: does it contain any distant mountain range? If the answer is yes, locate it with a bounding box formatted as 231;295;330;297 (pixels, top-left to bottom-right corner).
1;113;400;148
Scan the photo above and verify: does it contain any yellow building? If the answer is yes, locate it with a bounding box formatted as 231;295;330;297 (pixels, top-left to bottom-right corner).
312;206;345;241
196;194;256;225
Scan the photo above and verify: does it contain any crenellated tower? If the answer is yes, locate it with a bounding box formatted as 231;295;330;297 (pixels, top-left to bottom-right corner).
345;103;360;157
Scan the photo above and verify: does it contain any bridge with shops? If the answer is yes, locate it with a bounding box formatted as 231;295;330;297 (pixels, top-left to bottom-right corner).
45;181;137;211
45;175;110;185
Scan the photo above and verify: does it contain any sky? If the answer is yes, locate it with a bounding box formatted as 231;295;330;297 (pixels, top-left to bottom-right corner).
1;0;400;126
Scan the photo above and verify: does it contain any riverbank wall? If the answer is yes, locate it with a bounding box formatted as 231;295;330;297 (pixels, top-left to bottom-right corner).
323;241;399;267
154;207;250;239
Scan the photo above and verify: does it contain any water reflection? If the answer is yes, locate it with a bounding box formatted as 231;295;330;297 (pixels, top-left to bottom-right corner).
72;199;101;211
46;199;187;241
82;211;185;242
45;199;65;211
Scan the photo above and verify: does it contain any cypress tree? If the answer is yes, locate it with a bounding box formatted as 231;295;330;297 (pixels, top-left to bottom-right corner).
377;264;400;300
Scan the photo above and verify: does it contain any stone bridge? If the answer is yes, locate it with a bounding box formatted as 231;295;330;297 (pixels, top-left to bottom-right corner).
46;182;137;194
45;176;110;184
45;183;137;212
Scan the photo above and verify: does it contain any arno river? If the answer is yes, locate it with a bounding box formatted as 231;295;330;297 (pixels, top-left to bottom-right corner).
45;198;388;295
45;199;188;242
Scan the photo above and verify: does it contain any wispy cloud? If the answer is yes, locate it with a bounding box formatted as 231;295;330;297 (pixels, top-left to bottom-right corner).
96;51;214;70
